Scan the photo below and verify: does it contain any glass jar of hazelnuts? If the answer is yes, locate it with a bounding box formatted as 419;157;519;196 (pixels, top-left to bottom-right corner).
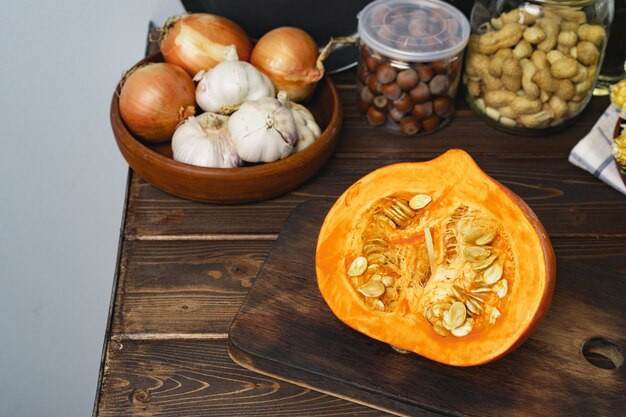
356;0;470;136
463;0;613;134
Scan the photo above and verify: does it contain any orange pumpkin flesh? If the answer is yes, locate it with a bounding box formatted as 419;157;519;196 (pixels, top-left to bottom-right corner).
316;149;556;366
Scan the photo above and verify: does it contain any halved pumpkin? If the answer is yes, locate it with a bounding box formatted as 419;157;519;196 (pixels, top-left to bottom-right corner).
316;149;556;366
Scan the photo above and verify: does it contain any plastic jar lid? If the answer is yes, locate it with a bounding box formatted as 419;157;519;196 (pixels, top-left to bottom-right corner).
357;0;470;62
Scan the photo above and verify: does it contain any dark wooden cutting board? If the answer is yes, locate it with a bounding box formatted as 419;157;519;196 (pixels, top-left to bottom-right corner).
228;201;625;417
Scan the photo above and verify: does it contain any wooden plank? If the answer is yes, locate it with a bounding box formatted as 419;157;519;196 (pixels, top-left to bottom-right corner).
125;157;626;238
334;86;608;160
111;240;273;335
97;339;388;417
229;201;626;417
107;235;625;337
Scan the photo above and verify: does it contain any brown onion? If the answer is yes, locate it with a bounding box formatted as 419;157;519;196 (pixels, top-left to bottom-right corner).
250;27;323;102
118;62;196;143
159;13;252;76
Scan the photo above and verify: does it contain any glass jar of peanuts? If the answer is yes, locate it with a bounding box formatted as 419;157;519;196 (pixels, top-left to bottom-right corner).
463;0;613;134
356;0;470;136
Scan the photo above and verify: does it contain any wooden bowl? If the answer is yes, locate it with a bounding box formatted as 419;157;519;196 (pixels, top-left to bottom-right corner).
110;53;342;203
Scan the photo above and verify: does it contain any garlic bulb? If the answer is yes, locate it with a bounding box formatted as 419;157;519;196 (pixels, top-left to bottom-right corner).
277;91;322;153
172;112;242;168
194;45;275;114
228;97;297;163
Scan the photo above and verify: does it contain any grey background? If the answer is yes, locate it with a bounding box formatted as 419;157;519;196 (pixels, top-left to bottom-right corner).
0;1;184;416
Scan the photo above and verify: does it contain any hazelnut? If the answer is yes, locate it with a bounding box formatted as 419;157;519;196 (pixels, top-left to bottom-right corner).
396;68;419;90
389;107;406;123
433;96;452;116
371;5;390;25
409;82;431;103
393;93;413;113
408;20;428;37
428;20;444;35
415;65;434;82
364;53;380;72
366;106;386;126
432;59;448;74
382;82;402;101
422;114;440;131
391;16;408;32
358;64;370;84
429;74;449;96
373;95;389;113
411;102;433;120
376;63;397;84
400;116;420;136
367;75;383;94
360;86;375;105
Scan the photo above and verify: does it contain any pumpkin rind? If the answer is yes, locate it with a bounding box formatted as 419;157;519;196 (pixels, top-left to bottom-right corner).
315;149;556;366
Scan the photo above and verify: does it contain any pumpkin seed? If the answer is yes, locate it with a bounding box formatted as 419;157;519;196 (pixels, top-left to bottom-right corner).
448;302;467;329
431;303;451;318
433;324;448;337
475;229;496;245
472;254;498;271
358;280;385;298
367;253;387;265
451;318;474;337
374;299;385;311
483;263;503;285
381;275;394;287
375;214;397;229
466;292;485;303
367;238;388;248
384;207;405;223
390;204;410;220
390;345;410;354
489;307;501;324
472;286;492;293
456;218;473;235
363;243;384;256
371;273;382;282
394;199;416;217
465;298;483;315
463;246;491;262
348;256;368;276
493;279;508;298
450;285;463;301
463;227;485;244
409;194;432;210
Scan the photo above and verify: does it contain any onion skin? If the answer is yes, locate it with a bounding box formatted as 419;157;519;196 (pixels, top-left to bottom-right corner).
119;63;196;143
251;27;323;102
160;13;252;76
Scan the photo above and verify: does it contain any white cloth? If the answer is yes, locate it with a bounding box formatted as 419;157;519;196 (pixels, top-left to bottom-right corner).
569;104;626;195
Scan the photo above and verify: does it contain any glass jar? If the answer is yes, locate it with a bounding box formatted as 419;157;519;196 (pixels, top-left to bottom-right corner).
463;0;613;134
356;0;470;136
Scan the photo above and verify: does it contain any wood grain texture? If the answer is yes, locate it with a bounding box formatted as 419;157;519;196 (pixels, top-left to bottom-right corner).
229;201;626;417
98;339;388;417
125;156;626;238
111;240;273;335
107;236;626;337
98;58;625;417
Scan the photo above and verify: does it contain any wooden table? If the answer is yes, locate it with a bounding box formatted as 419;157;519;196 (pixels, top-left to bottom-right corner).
94;54;626;415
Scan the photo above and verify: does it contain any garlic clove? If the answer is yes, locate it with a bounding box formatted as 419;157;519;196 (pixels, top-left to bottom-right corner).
228;97;297;163
277;91;322;153
195;46;275;115
172;112;242;168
